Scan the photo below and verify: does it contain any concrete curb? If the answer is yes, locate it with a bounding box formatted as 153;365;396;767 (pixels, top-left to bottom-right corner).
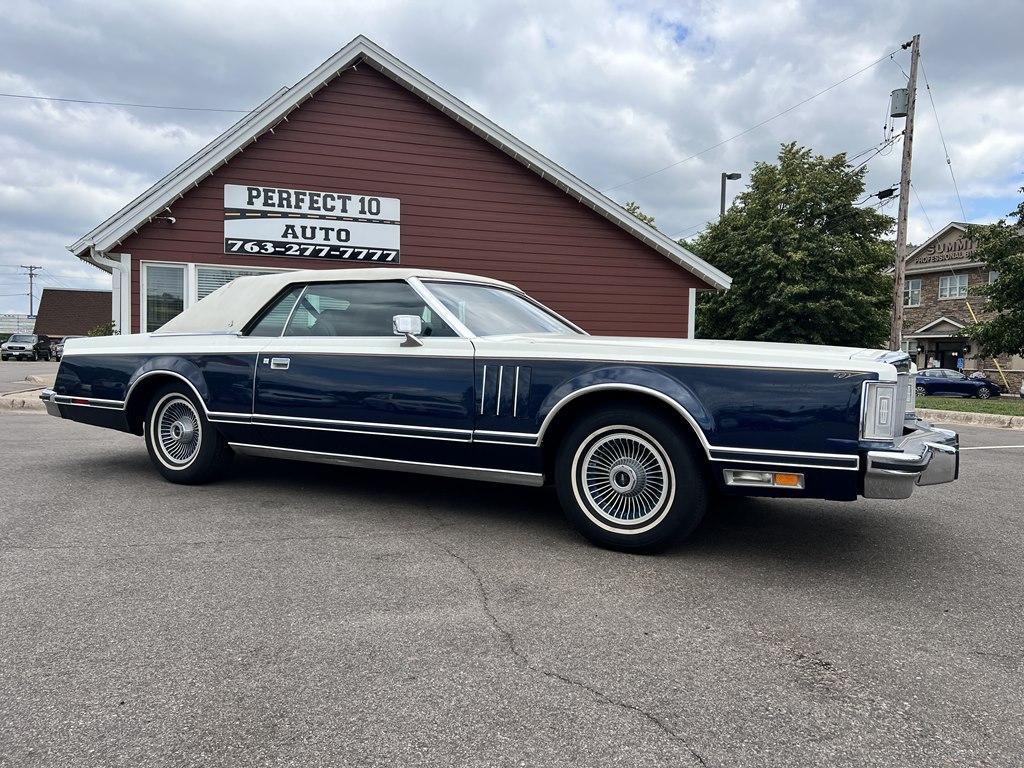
0;387;46;412
25;374;56;386
919;407;1024;430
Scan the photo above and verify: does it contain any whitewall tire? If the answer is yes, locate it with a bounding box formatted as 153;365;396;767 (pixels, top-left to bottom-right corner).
144;383;232;484
555;407;707;552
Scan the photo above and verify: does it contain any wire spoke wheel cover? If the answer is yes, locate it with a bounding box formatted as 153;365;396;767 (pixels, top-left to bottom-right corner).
571;426;676;534
152;394;203;469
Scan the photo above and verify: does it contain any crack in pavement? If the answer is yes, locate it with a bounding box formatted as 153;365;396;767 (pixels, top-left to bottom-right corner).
425;536;709;767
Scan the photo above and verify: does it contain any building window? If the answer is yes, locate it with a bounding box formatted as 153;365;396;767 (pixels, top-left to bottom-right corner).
904;278;921;307
938;273;968;300
144;264;185;332
196;266;276;302
989;270;1000;284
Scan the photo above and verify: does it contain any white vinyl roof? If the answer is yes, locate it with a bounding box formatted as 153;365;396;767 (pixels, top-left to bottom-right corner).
153;267;516;335
69;35;731;291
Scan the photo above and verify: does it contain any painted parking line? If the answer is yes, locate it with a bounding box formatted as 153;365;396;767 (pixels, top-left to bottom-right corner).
960;445;1024;451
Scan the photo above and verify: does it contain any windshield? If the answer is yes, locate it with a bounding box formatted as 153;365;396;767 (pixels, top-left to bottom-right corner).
9;335;35;343
424;282;580;336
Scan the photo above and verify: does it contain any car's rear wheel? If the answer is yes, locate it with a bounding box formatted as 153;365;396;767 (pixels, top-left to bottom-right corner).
555;407;707;552
978;387;992;399
144;383;232;484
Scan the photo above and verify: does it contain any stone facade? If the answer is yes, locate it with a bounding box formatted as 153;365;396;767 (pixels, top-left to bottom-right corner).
902;223;1023;392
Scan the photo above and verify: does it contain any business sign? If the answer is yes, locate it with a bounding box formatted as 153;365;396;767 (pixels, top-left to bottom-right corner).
223;184;400;262
914;234;979;266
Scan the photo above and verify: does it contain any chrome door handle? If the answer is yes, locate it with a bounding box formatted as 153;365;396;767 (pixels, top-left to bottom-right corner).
270;357;290;370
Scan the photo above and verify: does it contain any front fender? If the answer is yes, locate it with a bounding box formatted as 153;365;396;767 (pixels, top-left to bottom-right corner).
536;364;714;439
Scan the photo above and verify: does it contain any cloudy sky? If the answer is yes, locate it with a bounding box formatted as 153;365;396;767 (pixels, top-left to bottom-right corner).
2;0;1022;314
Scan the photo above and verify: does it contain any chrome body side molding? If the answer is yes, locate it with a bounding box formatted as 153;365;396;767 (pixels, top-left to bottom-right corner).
229;442;545;487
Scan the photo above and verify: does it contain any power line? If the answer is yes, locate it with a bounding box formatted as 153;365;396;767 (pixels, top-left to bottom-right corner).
910;181;936;235
0;91;249;114
602;46;903;192
919;59;967;220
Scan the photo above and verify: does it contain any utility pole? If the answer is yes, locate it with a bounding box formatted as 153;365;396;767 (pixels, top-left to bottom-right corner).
889;34;920;351
21;265;42;316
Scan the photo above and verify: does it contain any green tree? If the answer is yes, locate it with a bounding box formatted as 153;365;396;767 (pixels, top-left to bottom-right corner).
623;201;656;227
966;189;1024;356
692;143;894;346
87;320;117;337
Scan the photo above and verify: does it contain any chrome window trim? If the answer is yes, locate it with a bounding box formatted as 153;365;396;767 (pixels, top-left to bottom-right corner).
279;284;308;337
407;277;476;339
416;278;587;337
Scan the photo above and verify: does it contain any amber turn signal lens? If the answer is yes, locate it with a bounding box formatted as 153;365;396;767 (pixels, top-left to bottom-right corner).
773;472;803;488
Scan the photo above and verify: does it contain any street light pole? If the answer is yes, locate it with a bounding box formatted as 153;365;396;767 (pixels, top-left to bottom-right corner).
720;172;741;218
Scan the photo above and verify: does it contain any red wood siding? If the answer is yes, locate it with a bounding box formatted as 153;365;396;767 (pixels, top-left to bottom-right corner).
119;66;711;334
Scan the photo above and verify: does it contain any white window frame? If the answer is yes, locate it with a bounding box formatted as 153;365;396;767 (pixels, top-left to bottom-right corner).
190;262;293;305
938;273;968;300
140;261;188;334
141;260;296;332
989;270;1000;285
903;278;922;307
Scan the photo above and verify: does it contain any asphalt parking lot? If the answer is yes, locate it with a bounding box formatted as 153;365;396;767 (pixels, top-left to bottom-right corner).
0;359;57;395
1;412;1021;767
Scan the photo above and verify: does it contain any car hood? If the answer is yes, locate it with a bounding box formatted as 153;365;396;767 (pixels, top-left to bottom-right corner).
473;334;906;378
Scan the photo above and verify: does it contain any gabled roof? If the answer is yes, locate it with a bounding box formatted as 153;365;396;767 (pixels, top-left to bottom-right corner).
32;288;111;337
69;36;730;291
906;316;967;339
904;221;973;263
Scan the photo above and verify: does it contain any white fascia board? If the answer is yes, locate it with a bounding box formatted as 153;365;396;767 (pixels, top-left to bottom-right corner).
69;86;292;256
68;35;731;291
911;316;966;335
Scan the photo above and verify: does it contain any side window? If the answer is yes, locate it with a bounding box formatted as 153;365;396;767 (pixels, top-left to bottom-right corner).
247;286;303;337
282;281;456;338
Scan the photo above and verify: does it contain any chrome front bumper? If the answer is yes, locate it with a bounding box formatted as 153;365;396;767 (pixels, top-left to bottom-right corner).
863;424;959;499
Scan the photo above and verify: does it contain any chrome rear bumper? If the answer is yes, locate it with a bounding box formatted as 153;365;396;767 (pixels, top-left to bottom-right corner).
39;389;62;418
863;424;959;499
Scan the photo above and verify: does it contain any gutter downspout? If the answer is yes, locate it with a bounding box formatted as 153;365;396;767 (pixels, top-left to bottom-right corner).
88;247;129;334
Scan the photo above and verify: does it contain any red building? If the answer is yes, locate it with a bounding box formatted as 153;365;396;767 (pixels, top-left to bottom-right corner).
70;36;729;337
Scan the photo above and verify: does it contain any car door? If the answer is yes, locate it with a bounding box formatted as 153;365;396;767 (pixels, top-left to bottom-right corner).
250;279;477;466
943;370;973;396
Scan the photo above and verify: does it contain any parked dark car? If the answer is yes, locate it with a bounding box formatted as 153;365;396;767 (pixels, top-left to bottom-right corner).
915;368;1002;399
1;334;52;361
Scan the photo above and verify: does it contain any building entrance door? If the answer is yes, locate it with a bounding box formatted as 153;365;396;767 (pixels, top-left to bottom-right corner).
935;341;962;370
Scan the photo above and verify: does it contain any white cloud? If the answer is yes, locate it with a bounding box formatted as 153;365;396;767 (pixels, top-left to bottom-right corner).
1;0;1022;314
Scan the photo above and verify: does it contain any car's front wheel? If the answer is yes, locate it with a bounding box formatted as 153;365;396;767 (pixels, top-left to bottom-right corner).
978;387;992;399
555;407;707;552
144;383;233;484
916;384;927;396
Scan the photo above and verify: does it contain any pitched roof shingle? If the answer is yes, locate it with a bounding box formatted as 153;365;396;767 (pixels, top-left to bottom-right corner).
32;289;111;337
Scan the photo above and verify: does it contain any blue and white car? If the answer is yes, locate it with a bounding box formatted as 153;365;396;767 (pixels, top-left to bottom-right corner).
41;268;959;551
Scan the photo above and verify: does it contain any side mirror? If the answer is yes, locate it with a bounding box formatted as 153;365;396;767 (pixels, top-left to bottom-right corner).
393;314;423;347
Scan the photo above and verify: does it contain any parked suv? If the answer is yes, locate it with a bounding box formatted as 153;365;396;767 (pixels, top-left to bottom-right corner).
1;334;53;361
